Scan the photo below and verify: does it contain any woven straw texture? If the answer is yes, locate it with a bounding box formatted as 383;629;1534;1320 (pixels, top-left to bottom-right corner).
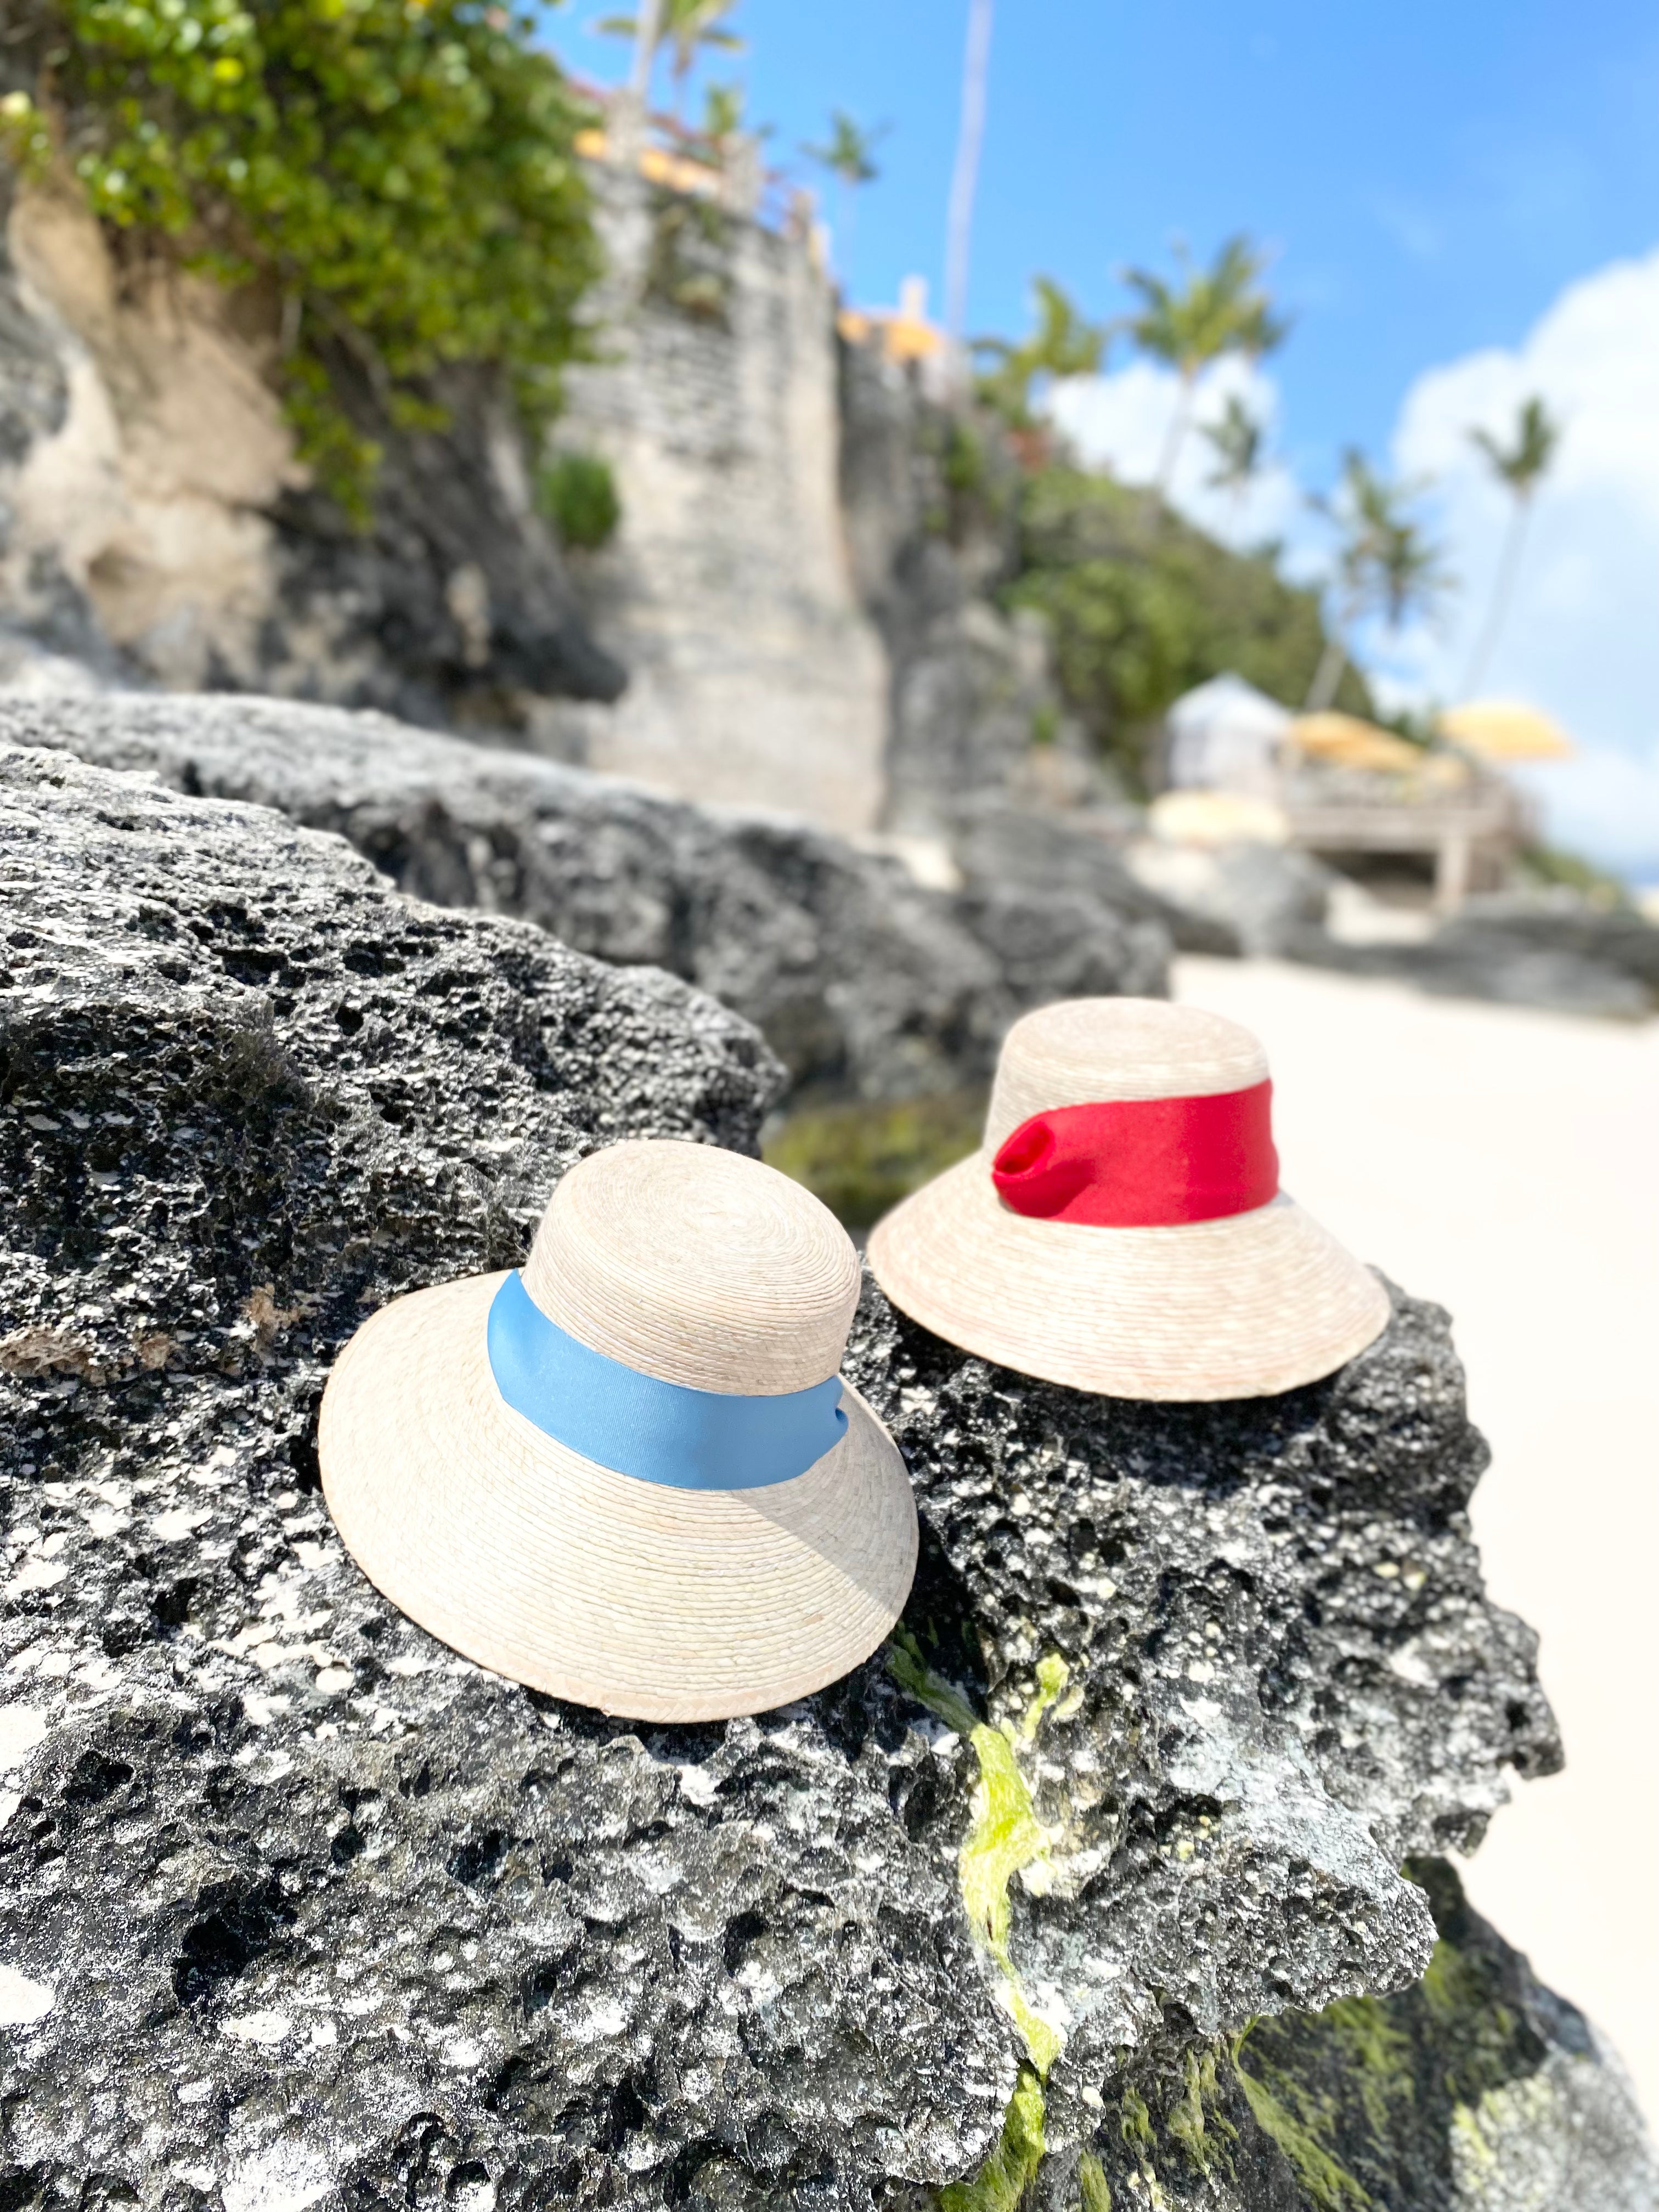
869;998;1389;1400
320;1143;916;1720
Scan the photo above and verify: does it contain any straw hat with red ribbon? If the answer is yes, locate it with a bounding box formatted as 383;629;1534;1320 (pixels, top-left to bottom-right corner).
867;998;1389;1400
321;1139;917;1723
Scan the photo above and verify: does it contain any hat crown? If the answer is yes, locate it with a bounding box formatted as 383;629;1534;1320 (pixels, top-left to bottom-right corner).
522;1139;860;1395
985;998;1269;1152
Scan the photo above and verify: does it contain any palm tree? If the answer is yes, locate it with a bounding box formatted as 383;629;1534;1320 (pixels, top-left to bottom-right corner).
1200;393;1266;527
943;0;994;390
1304;450;1453;711
1459;394;1560;695
1122;234;1288;497
625;0;663;103
597;0;743;122
700;82;744;155
974;276;1105;427
802;111;887;291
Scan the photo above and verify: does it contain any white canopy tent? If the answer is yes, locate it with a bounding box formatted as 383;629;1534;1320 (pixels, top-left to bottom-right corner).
1164;674;1293;799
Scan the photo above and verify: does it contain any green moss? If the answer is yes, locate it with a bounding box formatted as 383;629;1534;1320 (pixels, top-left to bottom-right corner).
1118;2085;1154;2152
9;0;600;520
1166;2049;1237;2178
1231;2030;1372;2211
763;1091;986;1232
939;2066;1047;2212
1322;1995;1415;2143
1019;1653;1071;1742
537;450;621;551
1076;2152;1112;2210
1418;1937;1526;2107
887;1628;981;1737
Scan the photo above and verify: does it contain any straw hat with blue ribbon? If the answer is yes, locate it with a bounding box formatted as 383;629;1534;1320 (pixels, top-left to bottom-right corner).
868;998;1389;1401
320;1139;917;1722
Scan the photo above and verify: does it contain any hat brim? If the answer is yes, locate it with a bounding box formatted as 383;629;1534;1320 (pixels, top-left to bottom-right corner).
868;1152;1389;1400
319;1273;917;1723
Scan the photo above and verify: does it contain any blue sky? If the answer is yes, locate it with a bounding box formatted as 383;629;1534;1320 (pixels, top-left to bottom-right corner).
543;2;1659;879
545;0;1658;473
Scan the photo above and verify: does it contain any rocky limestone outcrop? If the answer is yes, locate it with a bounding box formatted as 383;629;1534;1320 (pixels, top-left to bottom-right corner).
947;799;1347;964
839;340;1101;839
0;690;1169;1100
3;742;1652;2208
0;176;620;728
1394;890;1659;1019
1125;834;1339;960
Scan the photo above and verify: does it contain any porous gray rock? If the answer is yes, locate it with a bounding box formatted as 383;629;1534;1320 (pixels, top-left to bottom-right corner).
1126;834;1338;958
1293;889;1659;1022
952;799;1344;963
1043;1854;1659;2212
841;1277;1560;2070
0;690;1170;1101
2;745;1649;2208
1405;890;1659;1018
0;746;1008;2208
951;797;1241;958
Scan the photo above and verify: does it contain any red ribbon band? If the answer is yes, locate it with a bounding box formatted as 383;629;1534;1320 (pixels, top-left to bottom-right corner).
990;1080;1279;1227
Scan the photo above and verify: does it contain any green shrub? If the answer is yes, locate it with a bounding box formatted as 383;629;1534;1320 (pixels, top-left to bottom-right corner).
537;450;621;551
1518;843;1631;908
4;0;601;520
644;188;731;325
1008;464;1372;790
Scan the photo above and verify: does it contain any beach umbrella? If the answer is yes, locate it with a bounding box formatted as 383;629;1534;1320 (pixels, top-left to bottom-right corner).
1286;713;1426;775
1438;700;1575;761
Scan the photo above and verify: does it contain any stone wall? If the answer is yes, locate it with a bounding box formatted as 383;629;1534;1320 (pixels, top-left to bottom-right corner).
548;164;890;836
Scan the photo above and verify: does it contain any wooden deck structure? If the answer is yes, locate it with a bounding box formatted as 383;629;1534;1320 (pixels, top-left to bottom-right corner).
1283;781;1527;912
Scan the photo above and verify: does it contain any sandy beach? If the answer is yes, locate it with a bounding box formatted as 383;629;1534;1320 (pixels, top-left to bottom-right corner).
1174;956;1659;2126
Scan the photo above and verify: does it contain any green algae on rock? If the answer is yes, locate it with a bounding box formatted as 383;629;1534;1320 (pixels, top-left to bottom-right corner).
1058;1859;1656;2212
889;1633;1072;2076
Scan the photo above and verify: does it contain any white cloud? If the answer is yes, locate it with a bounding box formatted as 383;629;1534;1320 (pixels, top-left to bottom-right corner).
1386;247;1659;881
1047;357;1319;572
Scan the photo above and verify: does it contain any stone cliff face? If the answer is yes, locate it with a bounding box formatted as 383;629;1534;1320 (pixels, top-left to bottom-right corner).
838;338;1093;840
1;691;1170;1101
0;149;1093;848
0;178;620;726
2;740;1652;2208
543;163;890;835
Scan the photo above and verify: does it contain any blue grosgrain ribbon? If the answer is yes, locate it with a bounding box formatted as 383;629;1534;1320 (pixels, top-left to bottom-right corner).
486;1271;848;1491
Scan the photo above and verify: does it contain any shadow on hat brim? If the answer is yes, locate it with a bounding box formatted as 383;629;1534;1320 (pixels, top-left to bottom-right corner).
320;1273;918;1723
868;1153;1390;1401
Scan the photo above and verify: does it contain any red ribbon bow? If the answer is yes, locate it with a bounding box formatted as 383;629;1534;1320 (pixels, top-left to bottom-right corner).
990;1080;1279;1227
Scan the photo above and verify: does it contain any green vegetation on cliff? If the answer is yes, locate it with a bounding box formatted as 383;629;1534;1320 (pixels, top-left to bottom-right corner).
2;0;600;516
1007;464;1373;788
